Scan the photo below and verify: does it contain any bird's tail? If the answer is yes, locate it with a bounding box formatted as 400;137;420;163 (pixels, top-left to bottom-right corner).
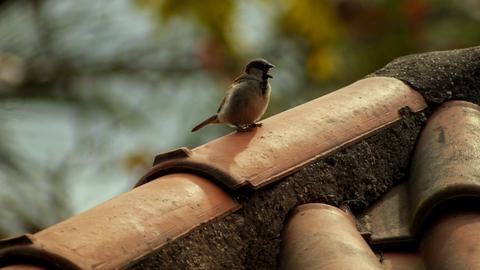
191;115;219;132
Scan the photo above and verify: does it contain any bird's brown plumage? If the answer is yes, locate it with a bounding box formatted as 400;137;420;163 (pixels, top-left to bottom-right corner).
191;58;274;132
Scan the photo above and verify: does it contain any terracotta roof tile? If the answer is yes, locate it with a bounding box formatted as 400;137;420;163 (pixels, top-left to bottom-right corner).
357;183;412;246
279;204;383;270
359;100;480;244
420;209;480;269
137;76;426;189
409;100;480;233
1;174;239;269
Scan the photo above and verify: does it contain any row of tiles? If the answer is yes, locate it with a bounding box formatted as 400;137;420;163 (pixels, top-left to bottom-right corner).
281;203;480;270
283;100;480;269
1;77;479;269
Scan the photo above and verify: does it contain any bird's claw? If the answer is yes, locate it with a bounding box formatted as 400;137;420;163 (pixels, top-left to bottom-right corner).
236;123;262;132
236;126;253;132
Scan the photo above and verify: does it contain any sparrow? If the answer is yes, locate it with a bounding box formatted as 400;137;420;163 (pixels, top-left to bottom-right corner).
191;58;275;132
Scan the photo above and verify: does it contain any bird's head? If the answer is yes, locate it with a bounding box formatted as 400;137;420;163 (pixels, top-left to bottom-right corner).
245;58;275;79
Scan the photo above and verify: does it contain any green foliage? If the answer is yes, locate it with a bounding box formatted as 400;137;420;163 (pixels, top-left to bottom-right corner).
138;0;235;48
280;0;344;80
138;0;480;86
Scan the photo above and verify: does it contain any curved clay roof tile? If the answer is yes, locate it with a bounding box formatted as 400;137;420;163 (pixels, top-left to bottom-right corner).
138;77;427;190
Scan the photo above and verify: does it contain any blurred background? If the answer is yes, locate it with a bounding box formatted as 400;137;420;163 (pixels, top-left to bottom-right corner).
0;0;479;237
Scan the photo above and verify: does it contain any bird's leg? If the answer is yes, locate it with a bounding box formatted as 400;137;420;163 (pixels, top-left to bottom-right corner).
250;122;262;128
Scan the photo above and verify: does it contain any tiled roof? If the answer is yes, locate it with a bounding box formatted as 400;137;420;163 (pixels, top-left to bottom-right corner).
281;100;480;270
1;46;479;270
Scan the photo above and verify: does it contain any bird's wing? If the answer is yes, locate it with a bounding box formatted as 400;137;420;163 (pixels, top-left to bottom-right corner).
217;73;253;113
217;95;227;113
